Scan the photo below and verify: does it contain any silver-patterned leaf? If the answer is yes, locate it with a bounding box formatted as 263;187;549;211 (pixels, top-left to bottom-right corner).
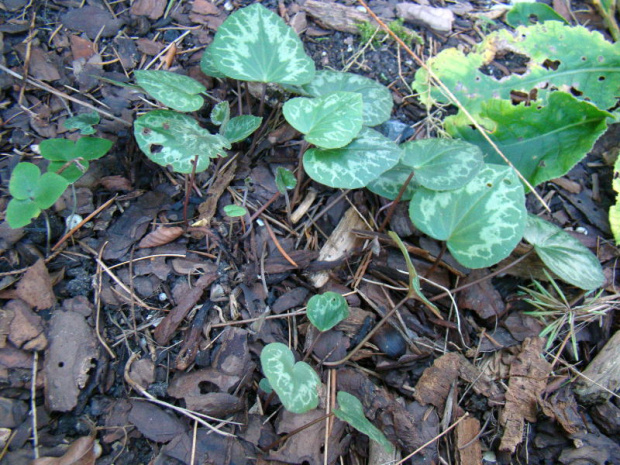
302;70;393;126
200;46;227;79
523;215;604;290
409;164;526;268
210;4;315;85
283;92;363;149
211;101;230;126
306;292;349;332
222;115;262;143
134;70;205;112
260;343;320;414
303;128;401;189
366;163;418;201
401;139;483;191
134;110;230;174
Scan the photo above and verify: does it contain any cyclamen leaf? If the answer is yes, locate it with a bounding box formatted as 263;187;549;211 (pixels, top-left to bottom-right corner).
210;4;315;85
64;111;99;135
366;163;419;201
135;70;205;112
303;128;401;189
275;167;297;193
306;292;349;332
260;343;320;414
211;102;230;126
200;46;227;79
134;110;230;174
523;215;605;290
222;115;262;143
505;3;568;27
334;391;394;454
283;92;363;149
409;164;526;269
302;71;393;126
610;156;620;245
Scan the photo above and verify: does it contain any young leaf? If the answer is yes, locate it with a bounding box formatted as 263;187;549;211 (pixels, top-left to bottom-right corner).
223;204;247;217
366;163;419;201
134;110;231;173
41;137;113;183
400;139;483;191
306;292;349;332
134;70;206;112
222;115;262;143
200;46;227;79
505;2;568;27
610;156;620;245
283;92;364;149
259;378;273;394
303;128;401;189
6;199;40;229
302;71;393;126
64;111;100;135
409;164;526;269
210;3;315;85
260;342;320;414
523;215;605;290
275;167;297;193
211;101;230;126
333;391;394;454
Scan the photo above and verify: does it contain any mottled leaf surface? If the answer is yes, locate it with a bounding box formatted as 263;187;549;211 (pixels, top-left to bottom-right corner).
211;101;230;126
366;163;418;201
200;46;226;79
222;115;262;143
306;292;349;332
135;70;205;112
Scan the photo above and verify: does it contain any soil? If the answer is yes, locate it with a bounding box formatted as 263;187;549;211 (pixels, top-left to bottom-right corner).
0;1;619;465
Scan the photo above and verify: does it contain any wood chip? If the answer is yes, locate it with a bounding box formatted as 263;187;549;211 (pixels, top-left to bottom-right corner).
131;0;167;20
396;3;454;33
16;259;56;310
303;0;377;34
574;329;620;405
456;417;482;465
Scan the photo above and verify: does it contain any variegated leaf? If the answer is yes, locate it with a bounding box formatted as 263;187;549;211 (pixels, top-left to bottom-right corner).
134;70;205;112
210;101;230;126
210;4;315;85
134;110;230;174
200;46;226;79
410;164;526;268
222;115;262;143
523;215;604;290
260;343;320;414
366;163;419;201
283;92;363;149
302;71;393;126
401;139;483;191
303;128;401;189
306;292;349;332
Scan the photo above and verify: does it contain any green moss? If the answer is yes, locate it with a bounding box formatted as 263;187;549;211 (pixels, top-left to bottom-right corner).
357;19;423;47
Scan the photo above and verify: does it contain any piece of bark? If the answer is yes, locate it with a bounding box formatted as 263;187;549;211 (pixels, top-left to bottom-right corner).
540;386;585;435
574;330;620;405
303;0;377;34
396;3;454;33
456;417;482;465
15;259;56;310
131;0;166;20
457;269;506;320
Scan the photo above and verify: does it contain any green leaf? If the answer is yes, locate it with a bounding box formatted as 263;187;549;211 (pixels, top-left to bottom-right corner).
34;172;71;209
366;163;418;201
200;46;227;79
303;128;401;189
223;204;247;217
610;156;620;245
523;215;605;290
135;70;205;112
505;3;568;27
333;391;394;454
260;343;320;414
259;378;273;394
283;92;364;149
413;22;620;112
222;115;262;143
211;101;230;126
401;139;483;191
306;292;349;332
302;71;393;126
134;110;231;174
6;199;40;229
64;111;100;135
275;167;297;193
41;137;113;183
409;164;526;269
210;3;315;85
446;92;610;187
9;162;40;200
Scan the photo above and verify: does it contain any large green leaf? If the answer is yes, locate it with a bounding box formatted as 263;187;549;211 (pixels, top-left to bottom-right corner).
41;137;113;183
134;110;230;174
446;92;610;187
611;156;620;245
409;164;526;269
302;71;393;126
413;22;620;112
366;163;419;201
306;292;350;332
283;92;363;149
303;128;401;189
135;70;205;112
523;215;605;290
200;46;226;79
260;343;320;414
210;4;315;85
505;3;568;27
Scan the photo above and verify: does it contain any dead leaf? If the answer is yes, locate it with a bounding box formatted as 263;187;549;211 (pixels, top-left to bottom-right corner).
16;259;56;310
31;436;99;465
61;6;125;40
457;269;506;320
131;0;166;20
192;0;222;15
129;400;186;443
69;35;95;61
138;227;184;248
98;175;133;192
6;299;46;350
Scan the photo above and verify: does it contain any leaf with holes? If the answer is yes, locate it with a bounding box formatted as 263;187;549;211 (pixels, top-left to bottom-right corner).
366;163;419;201
200;46;226;79
134;110;230;174
302;71;393;126
523;215;605;290
409;164;526;269
412;22;620;112
505;3;568;27
283;92;363;149
306;292;349;332
446;92;610;187
303;128;401;189
135;70;206;112
260;343;320;414
41;137;113;183
334;391;394;453
210;3;315;85
222;115;262;143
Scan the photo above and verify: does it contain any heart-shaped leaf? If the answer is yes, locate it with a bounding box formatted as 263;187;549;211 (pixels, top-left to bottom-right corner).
306;292;349;332
303;128;401;189
200;46;226;79
211;102;230;126
401;139;483;191
210;4;315;85
260;343;320;414
283;92;363;149
334;391;394;454
222;115;262;143
409;164;526;268
134;110;230;174
366;163;418;201
523;215;605;290
41;137;113;182
302;71;393;126
275;167;297;193
135;70;205;112
64;111;100;135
